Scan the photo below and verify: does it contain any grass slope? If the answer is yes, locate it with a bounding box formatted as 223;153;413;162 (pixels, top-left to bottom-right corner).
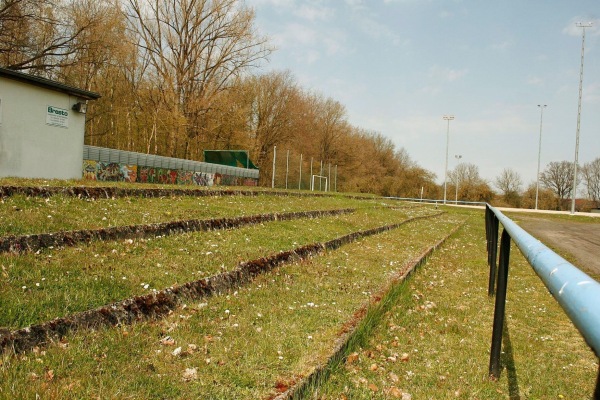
0;192;459;398
0;184;596;399
313;210;598;399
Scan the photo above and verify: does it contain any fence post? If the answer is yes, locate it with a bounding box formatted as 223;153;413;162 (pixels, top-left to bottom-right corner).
334;165;337;192
310;158;313;190
486;206;499;296
328;162;331;192
285;149;290;189
299;154;303;190
271;146;277;189
489;229;511;379
319;160;323;191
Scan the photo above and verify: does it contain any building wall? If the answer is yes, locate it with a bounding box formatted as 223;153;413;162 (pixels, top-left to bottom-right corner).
0;78;87;179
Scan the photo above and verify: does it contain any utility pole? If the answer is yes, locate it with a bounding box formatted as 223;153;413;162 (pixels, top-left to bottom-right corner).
454;154;462;204
271;146;276;189
443;115;455;205
571;22;592;215
535;105;547;210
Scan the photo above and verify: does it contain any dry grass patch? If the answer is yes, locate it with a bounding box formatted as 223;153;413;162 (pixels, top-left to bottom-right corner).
0;214;463;399
313;210;598;399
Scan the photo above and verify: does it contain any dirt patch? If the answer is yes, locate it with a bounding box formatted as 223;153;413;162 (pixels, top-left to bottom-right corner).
516;216;600;279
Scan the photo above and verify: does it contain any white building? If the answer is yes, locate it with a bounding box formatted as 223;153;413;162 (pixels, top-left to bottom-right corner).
0;67;100;180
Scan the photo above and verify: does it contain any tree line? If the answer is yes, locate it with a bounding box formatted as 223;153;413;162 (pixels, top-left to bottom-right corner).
0;0;438;195
493;158;600;211
2;0;598;210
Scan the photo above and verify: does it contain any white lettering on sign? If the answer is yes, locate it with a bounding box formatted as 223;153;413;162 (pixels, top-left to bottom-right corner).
46;105;69;128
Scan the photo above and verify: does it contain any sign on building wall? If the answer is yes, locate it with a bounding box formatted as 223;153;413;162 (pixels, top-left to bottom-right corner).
46;105;69;128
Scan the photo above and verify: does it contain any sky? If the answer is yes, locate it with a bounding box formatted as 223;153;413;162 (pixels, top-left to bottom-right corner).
245;0;600;190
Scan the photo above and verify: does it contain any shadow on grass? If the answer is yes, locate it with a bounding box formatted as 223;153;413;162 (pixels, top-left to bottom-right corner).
501;322;521;400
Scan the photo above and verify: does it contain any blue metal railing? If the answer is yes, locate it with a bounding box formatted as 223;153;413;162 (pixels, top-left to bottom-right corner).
382;197;599;393
383;196;486;207
485;204;600;396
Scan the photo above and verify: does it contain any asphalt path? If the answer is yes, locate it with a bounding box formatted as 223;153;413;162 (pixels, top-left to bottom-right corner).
441;204;600;279
515;215;600;279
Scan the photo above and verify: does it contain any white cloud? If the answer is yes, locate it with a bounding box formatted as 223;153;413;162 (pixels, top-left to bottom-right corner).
303;49;321;65
245;0;295;7
428;65;468;82
527;75;543;86
383;0;431;4
323;33;347;56
270;22;318;48
490;40;513;51
418;66;468;95
344;0;366;11
294;4;335;21
583;82;600;103
343;3;406;47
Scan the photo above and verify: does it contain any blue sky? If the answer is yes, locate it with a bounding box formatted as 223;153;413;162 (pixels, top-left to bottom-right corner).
246;0;599;189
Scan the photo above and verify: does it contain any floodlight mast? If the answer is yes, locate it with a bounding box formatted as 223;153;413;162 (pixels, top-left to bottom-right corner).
443;115;455;205
454;154;462;204
535;104;547;210
571;22;593;215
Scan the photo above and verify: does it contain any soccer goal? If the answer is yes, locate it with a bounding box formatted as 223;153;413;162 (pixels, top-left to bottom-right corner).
311;175;328;192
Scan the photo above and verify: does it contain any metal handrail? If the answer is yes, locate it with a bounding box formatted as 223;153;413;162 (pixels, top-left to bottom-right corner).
383;196;486;207
485;204;600;396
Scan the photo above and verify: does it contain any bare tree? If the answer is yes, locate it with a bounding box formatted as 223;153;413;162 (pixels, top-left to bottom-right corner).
450;163;482;186
540;161;574;209
581;158;600;205
521;183;557;210
244;71;299;174
315;96;347;163
0;0;97;75
449;163;493;202
494;168;522;207
124;0;271;158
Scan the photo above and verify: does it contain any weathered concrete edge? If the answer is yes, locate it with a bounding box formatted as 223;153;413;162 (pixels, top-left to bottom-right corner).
0;212;442;355
272;218;465;400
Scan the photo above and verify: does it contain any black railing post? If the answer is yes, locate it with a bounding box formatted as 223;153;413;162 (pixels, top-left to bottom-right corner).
487;206;499;296
485;206;491;257
594;364;600;400
489;229;511;379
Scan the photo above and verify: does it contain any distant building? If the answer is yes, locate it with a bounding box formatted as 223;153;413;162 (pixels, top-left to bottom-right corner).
0;67;100;180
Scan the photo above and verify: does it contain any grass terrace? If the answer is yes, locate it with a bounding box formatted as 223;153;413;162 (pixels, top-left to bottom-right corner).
0;206;436;329
0;181;597;399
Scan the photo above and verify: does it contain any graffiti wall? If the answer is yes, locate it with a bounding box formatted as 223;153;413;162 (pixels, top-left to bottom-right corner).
83;160;258;188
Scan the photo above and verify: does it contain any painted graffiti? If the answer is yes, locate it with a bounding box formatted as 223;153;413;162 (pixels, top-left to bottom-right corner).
91;162;138;182
177;171;194;185
83;160;256;188
82;160;97;181
193;172;214;187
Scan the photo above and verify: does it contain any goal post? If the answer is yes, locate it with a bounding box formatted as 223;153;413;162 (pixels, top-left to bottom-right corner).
311;175;328;192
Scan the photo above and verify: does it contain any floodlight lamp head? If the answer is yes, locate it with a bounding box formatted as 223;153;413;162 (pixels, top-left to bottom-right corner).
72;101;87;114
575;21;593;28
443;115;455;120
